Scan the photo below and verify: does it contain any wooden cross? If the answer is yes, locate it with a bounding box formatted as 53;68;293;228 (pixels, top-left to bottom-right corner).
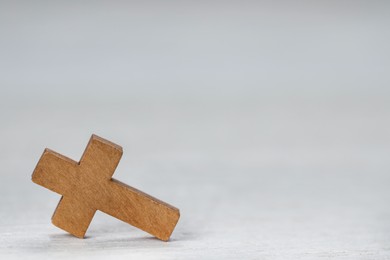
31;134;180;241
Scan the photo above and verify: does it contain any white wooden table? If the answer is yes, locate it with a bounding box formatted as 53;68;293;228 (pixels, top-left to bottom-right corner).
0;99;389;259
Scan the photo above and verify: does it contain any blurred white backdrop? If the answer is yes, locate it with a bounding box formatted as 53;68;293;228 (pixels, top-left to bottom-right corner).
0;1;390;259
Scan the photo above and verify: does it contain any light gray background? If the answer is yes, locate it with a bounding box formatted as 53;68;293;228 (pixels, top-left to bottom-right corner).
0;1;390;259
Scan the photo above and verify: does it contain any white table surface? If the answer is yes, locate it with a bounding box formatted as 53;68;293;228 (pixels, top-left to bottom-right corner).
1;99;389;259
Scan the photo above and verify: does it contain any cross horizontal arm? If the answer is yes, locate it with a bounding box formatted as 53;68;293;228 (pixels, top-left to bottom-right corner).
52;196;96;238
80;135;123;180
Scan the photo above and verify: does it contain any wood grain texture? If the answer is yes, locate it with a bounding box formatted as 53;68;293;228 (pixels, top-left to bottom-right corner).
31;134;180;241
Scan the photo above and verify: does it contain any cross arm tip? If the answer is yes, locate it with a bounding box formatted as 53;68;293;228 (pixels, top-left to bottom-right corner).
31;148;54;183
90;134;123;152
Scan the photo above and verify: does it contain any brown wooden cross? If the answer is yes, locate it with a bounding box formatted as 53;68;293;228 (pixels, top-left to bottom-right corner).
31;134;180;241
